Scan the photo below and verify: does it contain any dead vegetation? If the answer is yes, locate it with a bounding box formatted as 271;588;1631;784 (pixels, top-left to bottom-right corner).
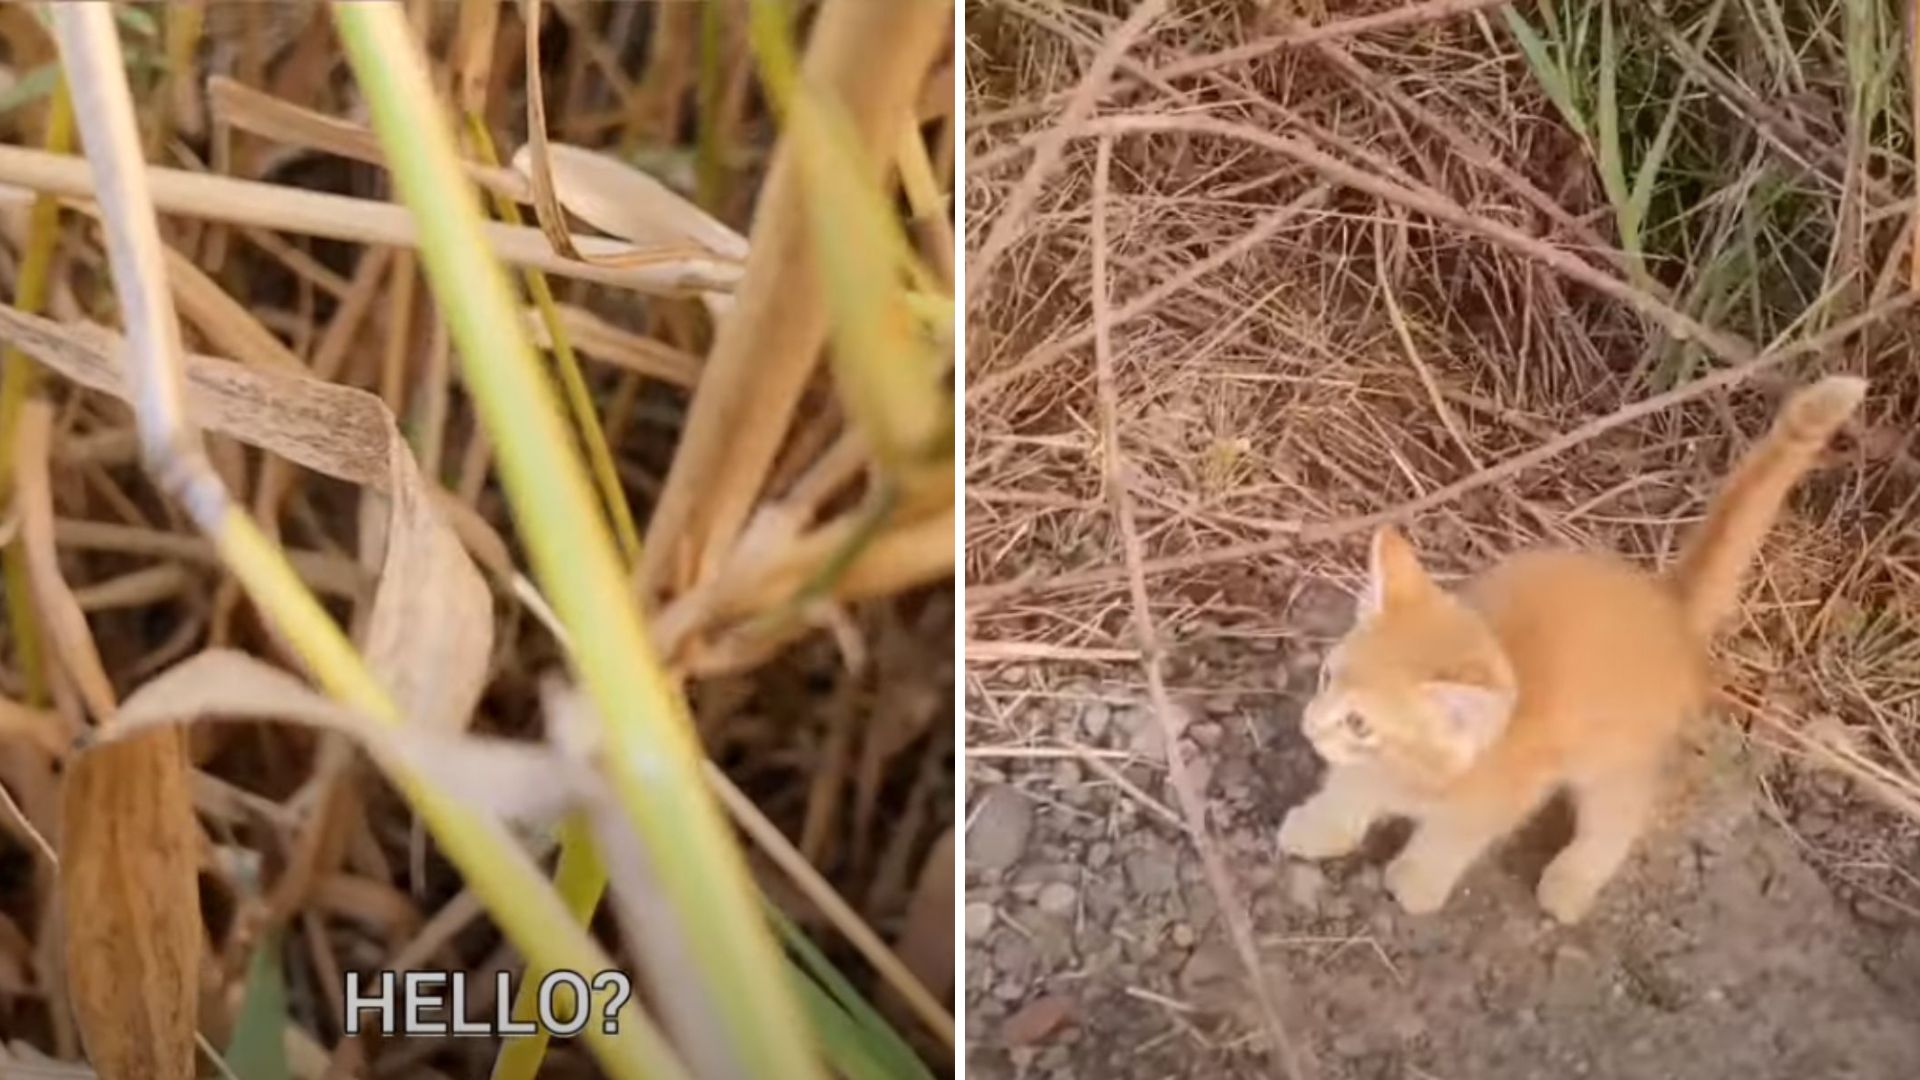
966;0;1920;1069
0;3;954;1078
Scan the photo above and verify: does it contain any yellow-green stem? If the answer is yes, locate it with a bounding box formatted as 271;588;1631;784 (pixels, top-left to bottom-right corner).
0;84;74;705
488;815;608;1080
463;115;643;567
464;112;629;1080
331;7;821;1077
211;511;682;1080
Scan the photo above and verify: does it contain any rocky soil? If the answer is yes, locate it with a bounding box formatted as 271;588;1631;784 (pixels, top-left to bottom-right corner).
964;628;1920;1079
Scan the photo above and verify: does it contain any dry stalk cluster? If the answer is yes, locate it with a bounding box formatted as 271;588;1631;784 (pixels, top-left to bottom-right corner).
0;3;956;1078
965;0;1920;1063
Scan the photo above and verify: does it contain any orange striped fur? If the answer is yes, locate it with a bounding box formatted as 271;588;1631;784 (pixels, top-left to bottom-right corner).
1280;376;1865;923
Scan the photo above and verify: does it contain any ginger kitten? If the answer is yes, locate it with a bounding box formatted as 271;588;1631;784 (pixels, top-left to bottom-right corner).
1279;375;1866;923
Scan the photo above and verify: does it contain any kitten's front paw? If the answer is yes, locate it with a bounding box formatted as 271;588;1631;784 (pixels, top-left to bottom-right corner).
1278;802;1360;860
1536;861;1602;925
1384;854;1453;915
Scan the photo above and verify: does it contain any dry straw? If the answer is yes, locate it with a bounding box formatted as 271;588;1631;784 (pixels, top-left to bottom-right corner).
968;0;1920;1064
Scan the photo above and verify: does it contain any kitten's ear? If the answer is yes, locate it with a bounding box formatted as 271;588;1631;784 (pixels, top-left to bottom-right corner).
1361;525;1433;616
1420;681;1514;756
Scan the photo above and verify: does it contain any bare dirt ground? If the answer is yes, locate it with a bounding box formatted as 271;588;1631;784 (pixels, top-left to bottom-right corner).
963;595;1920;1078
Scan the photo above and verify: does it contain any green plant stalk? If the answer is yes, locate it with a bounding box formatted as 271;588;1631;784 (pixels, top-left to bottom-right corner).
466;117;631;1062
768;904;932;1080
464;115;643;567
0;82;74;706
488;814;606;1080
330;7;822;1078
211;511;684;1080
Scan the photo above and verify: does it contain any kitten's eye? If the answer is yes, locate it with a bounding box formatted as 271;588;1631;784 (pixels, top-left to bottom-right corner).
1343;712;1373;741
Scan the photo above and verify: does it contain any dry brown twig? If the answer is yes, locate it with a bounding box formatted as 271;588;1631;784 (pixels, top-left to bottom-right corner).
968;183;1333;404
966;0;1169;306
1085;135;1307;1078
972;294;1913;606
1055;113;1751;360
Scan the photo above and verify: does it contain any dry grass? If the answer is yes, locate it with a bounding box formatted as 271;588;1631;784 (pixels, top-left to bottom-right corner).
0;4;954;1077
965;0;1920;1053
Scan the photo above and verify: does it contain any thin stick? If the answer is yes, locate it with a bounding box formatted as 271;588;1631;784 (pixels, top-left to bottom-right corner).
53;10;208;514
972;294;1914;605
1076;113;1753;363
969;183;1332;404
1375;218;1481;470
1086;136;1306;1078
1151;0;1513;83
0;143;738;295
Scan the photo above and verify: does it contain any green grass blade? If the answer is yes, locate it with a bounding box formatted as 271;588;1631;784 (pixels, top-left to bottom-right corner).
790;973;901;1080
330;8;823;1077
769;905;934;1080
224;930;292;1080
1595;0;1633;257
1504;7;1587;141
0;64;60;117
487;816;607;1080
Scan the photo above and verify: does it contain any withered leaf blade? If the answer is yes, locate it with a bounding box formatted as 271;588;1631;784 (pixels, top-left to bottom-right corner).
364;441;493;734
0;304;495;734
61;727;200;1080
113;650;574;827
509;141;749;262
0;305;389;487
10;399;115;722
10;396;201;1079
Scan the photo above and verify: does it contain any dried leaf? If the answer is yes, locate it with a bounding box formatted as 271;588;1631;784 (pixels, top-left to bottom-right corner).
0;306;389;486
61;729;200;1080
207;75;524;201
9;399;112;721
364;440;493;733
110;650;575;827
509;141;749;262
0;305;494;733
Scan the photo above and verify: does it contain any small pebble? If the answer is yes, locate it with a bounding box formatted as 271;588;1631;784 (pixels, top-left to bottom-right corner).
965;902;997;942
968;786;1034;870
1037;881;1078;916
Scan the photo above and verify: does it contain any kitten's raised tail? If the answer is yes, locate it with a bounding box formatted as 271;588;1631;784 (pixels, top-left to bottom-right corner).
1669;375;1866;638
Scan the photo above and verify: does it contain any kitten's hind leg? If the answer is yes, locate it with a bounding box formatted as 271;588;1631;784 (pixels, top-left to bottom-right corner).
1279;765;1388;860
1537;768;1655;924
